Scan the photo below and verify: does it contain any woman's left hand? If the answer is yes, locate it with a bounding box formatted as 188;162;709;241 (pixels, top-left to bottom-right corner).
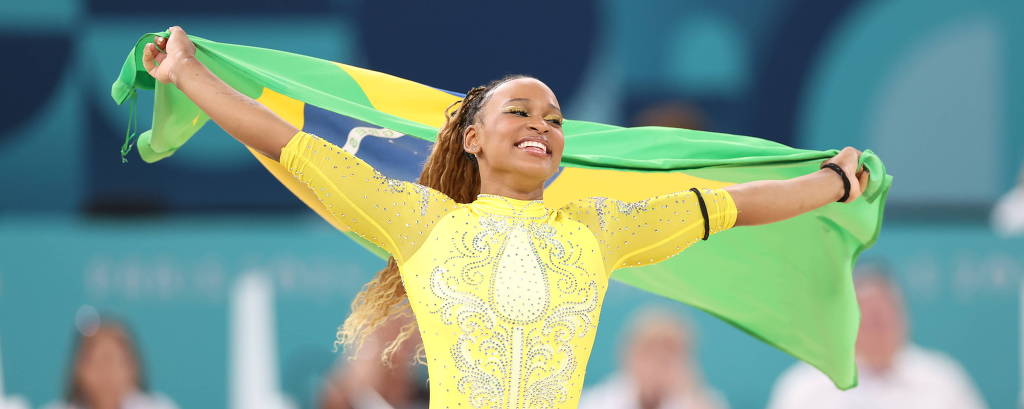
728;146;873;226
822;147;870;203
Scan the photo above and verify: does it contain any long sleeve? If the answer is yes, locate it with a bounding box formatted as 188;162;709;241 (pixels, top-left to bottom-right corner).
560;188;737;275
280;131;459;263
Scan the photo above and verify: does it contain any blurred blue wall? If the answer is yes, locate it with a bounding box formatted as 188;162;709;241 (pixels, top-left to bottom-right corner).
1;0;1022;408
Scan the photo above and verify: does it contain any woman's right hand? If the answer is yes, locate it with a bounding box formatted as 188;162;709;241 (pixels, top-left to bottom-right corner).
137;25;297;160
142;26;196;85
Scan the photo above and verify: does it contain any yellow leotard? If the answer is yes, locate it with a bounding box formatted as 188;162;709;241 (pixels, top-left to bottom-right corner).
281;131;737;409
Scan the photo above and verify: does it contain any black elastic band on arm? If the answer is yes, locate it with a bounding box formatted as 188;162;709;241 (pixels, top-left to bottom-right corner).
820;163;851;203
689;187;710;241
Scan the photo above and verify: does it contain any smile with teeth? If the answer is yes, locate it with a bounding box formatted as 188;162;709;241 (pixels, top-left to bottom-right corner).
516;140;548;154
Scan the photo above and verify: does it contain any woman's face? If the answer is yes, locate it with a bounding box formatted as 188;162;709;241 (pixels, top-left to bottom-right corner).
75;328;138;400
464;78;565;188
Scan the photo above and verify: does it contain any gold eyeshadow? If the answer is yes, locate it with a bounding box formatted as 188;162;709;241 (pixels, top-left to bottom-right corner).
502;106;563;124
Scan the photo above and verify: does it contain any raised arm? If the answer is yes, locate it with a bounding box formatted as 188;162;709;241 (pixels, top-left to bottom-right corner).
560;148;866;275
142;26;296;160
280;131;459;263
725;147;869;226
143;26;459;261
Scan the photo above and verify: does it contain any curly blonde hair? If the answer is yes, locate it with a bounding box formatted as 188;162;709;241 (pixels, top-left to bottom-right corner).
335;75;529;366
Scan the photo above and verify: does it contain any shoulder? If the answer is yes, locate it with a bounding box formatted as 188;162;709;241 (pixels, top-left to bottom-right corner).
767;362;839;409
558;196;609;213
901;344;974;380
124;392;180;409
773;361;832;389
555;196;609;225
557;196;646;223
898;345;988;407
579;373;632;409
0;397;30;409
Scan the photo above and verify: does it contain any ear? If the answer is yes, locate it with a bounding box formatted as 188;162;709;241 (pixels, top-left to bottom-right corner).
463;124;480;154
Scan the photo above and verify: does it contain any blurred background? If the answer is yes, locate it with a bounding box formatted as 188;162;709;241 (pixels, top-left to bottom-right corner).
1;0;1022;408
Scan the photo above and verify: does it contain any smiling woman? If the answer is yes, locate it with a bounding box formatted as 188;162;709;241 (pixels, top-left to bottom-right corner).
143;26;869;409
462;76;566;201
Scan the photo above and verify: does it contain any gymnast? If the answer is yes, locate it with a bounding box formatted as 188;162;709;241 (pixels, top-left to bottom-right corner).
142;26;868;409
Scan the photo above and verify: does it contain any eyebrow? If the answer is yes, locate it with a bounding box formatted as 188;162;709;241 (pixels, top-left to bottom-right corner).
504;98;562;114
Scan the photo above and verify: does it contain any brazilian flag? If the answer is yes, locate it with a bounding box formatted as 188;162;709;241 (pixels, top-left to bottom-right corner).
112;31;892;390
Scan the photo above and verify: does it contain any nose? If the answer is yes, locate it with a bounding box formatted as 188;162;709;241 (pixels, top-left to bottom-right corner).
527;117;551;134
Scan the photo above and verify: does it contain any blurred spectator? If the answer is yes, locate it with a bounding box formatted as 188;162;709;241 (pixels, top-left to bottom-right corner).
630;101;707;130
318;313;427;409
991;165;1024;237
43;317;177;409
579;307;728;409
766;268;988;409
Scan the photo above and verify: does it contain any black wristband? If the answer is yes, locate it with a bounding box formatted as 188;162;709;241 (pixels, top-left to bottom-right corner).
820;163;851;203
689;187;710;241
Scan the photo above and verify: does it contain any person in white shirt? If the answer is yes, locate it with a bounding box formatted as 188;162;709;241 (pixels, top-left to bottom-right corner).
766;269;987;409
579;307;728;409
43;317;178;409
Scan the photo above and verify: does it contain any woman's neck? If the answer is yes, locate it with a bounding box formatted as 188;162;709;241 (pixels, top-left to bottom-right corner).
478;179;544;201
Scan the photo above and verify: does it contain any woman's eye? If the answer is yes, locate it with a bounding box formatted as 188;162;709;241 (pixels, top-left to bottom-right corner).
504;107;529;117
546;117;564;126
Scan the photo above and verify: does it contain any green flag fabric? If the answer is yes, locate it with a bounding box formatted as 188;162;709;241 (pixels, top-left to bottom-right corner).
112;31;892;390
